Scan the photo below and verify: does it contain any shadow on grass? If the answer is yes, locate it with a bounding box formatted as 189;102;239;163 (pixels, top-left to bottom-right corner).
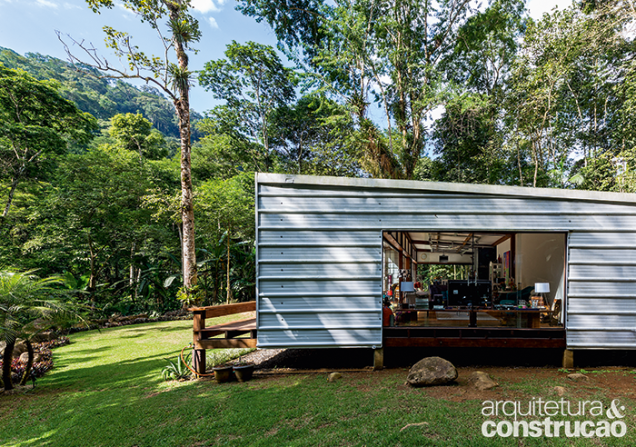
43;354;170;392
64;345;113;355
122;324;191;334
118;333;145;339
3;371;490;447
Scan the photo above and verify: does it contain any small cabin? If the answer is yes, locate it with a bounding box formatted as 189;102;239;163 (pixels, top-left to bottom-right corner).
191;173;636;371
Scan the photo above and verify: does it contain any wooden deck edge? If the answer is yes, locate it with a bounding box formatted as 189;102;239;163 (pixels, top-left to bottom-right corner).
189;301;256;319
384;338;567;348
195;338;258;349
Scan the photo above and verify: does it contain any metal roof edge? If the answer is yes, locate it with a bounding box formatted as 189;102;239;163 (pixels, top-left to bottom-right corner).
255;173;636;204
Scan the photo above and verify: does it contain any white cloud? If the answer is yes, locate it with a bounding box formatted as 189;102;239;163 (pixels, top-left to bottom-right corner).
116;2;136;19
191;0;219;13
35;0;58;8
63;2;81;9
527;0;573;20
208;16;219;29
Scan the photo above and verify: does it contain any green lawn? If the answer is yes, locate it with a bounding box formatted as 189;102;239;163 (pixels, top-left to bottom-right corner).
1;318;635;447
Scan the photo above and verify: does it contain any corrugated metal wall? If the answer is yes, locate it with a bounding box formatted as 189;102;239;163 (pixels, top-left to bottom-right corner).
567;232;636;349
256;174;636;350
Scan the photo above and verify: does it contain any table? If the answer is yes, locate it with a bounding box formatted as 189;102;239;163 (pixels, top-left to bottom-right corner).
396;307;547;328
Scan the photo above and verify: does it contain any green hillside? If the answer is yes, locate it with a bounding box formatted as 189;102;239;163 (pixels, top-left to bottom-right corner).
0;47;201;140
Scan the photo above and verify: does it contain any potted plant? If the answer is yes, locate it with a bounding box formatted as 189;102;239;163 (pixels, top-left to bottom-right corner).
232;356;255;382
212;364;234;383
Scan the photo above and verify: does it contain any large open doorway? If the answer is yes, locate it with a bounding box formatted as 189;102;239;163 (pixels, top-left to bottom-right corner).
382;231;566;330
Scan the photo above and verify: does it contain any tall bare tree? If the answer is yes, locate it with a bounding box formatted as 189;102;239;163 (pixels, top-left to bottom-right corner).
58;0;200;293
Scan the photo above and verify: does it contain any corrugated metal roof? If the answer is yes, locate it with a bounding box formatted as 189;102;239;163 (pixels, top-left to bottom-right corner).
257;173;636;204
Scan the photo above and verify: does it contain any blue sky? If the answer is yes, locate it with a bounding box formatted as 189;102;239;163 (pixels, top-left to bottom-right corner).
0;0;572;114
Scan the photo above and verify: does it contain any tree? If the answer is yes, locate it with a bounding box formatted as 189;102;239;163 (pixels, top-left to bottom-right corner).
59;0;201;294
109;113;169;161
237;0;477;179
505;4;630;187
198;41;297;172
35;146;178;305
433;93;507;184
197;173;254;304
0;270;79;391
432;0;526;185
268;95;360;176
0;64;96;218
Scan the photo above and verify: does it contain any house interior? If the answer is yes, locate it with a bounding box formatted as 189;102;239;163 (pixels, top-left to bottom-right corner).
382;231;566;328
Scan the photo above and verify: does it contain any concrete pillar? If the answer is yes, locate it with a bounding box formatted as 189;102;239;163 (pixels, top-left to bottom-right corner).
373;348;384;371
562;349;574;369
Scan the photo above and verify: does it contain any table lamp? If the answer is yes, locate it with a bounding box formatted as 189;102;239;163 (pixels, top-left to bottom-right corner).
534;282;550;308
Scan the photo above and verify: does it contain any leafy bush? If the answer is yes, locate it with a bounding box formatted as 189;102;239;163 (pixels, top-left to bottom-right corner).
0;337;70;385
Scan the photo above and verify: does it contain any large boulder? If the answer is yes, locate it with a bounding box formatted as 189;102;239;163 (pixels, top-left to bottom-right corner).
468;371;498;390
407;356;458;387
19;352;41;364
13;340;28;358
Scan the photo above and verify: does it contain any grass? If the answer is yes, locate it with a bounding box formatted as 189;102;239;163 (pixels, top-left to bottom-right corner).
0;318;634;447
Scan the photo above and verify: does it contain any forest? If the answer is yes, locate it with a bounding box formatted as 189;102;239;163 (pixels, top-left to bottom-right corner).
1;0;636;318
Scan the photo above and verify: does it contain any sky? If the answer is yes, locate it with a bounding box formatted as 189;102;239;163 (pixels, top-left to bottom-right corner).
0;0;573;114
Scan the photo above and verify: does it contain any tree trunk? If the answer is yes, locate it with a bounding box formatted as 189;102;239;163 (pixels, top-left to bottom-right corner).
167;2;197;293
226;229;231;305
129;243;138;302
87;235;97;302
2;176;20;218
19;340;34;386
2;340;15;391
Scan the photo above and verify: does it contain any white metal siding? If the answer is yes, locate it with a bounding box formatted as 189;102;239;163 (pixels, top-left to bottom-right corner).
567;232;636;349
256;204;383;347
256;174;636;350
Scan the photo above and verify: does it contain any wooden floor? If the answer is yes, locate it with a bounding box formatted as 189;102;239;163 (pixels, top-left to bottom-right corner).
396;309;558;329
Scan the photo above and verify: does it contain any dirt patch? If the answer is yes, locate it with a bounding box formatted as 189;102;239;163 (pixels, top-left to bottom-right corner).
213;348;636;404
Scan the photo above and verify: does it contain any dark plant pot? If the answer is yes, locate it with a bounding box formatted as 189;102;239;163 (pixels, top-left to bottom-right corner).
213;366;234;384
233;364;255;382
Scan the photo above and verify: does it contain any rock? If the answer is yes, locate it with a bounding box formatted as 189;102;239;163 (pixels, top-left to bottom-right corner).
18;352;41;363
13;341;28;357
568;373;589;382
468;371;498;390
328;372;343;382
407;357;458;387
31;330;56;343
0;340;6;354
554;386;566;396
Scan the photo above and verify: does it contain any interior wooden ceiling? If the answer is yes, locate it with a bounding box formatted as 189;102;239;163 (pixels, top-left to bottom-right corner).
408;232;509;254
